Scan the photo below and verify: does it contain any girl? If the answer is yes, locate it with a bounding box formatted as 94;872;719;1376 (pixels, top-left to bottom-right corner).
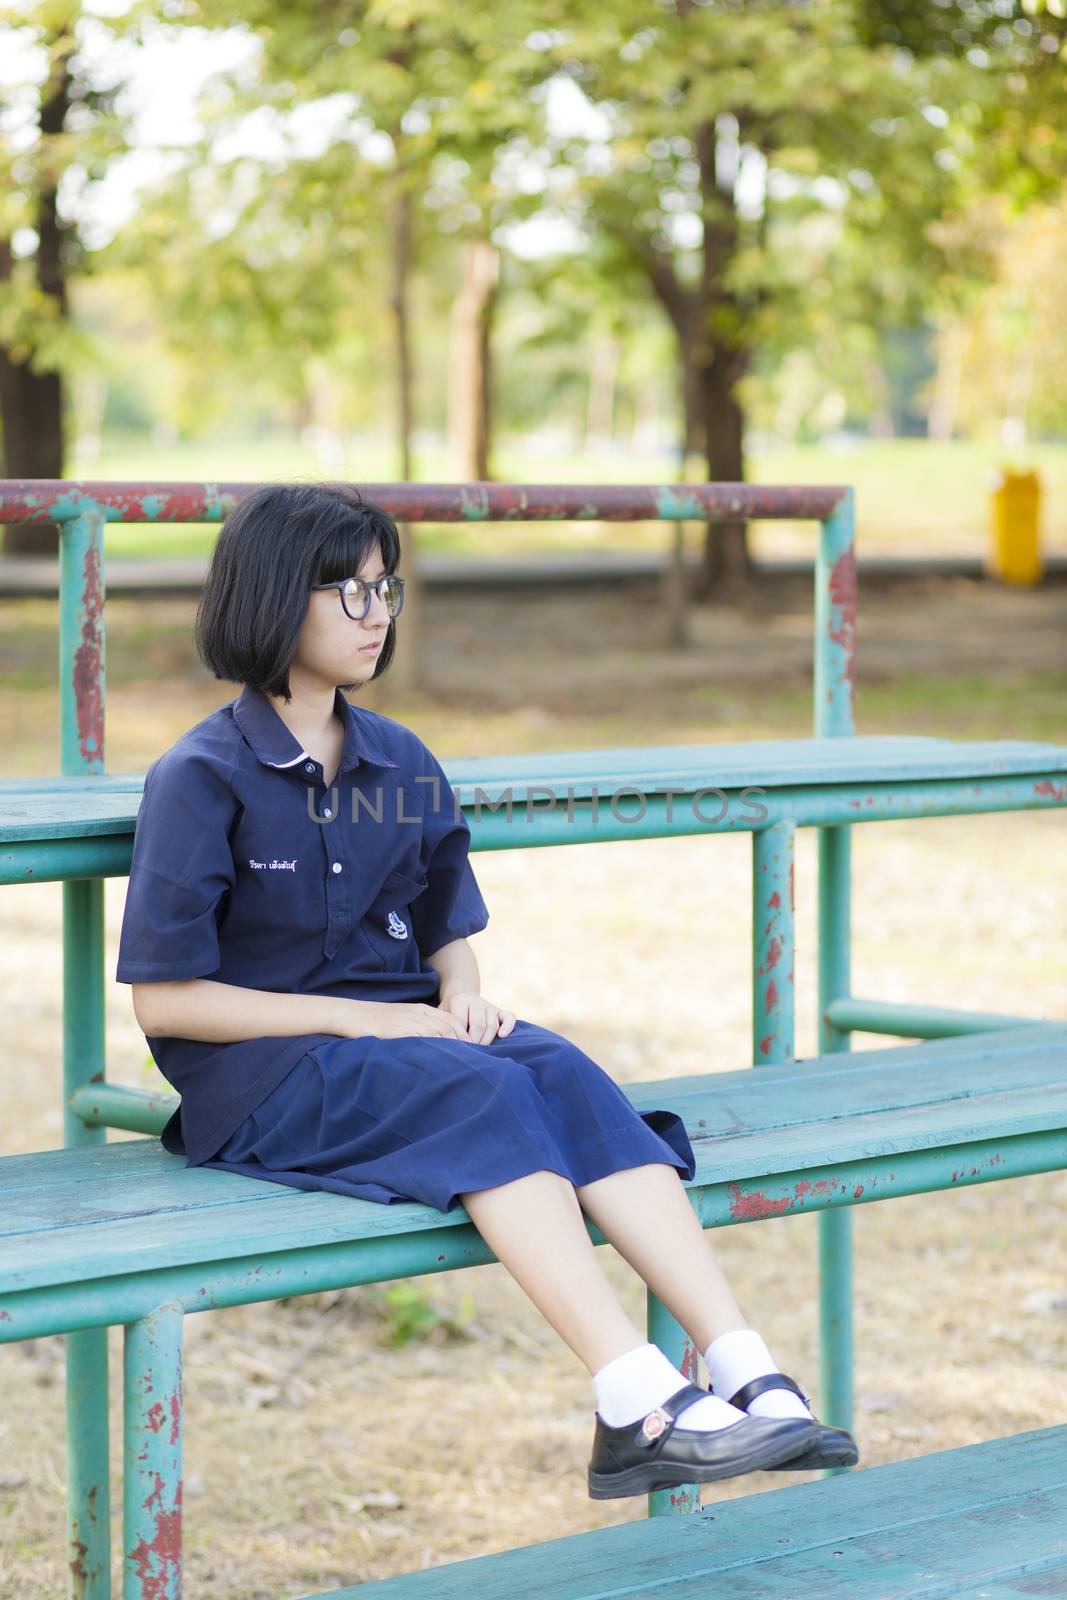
115;481;857;1501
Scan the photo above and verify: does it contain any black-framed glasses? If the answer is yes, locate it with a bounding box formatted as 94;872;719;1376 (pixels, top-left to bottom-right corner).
311;574;406;622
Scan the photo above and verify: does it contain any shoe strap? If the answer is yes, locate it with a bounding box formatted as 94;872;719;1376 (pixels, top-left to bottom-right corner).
634;1381;709;1449
728;1372;810;1411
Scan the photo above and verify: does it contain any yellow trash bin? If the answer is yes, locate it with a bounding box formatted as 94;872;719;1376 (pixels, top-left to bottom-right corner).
988;467;1043;585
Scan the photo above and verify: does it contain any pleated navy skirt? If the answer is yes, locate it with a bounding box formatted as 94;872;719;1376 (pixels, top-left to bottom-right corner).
198;1017;696;1214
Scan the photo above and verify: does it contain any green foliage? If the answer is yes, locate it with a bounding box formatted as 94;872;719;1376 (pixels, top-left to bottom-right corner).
372;1276;476;1348
3;0;1067;447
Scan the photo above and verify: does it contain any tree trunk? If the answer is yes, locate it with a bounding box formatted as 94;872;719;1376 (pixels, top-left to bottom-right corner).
681;343;704;460
384;178;422;695
1;29;73;557
390;184;415;483
692;116;753;596
447;239;500;481
696;350;751;592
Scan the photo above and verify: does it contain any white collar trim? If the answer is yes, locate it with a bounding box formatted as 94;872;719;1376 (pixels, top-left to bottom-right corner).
265;750;312;769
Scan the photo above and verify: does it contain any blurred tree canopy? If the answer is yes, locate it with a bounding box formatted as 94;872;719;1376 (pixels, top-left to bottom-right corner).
2;0;1065;570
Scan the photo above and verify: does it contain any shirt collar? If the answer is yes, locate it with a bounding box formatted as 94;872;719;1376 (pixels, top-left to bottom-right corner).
233;684;398;775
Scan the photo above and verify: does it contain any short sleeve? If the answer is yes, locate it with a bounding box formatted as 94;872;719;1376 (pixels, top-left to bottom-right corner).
115;748;239;984
410;746;490;961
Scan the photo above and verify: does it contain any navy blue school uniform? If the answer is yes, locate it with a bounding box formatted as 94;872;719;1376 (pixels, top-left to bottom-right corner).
114;683;695;1211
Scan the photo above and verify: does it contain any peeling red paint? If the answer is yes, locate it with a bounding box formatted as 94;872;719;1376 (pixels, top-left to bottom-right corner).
729;1182;792;1220
827;547;857;697
128;1485;182;1600
852;1185;864;1199
68;1538;88;1585
145;1400;165;1433
764;978;779;1013
768;890;780;909
170;1389;181;1446
1034;779;1067;803
72;539;105;765
759;935;782;975
759;1034;773;1057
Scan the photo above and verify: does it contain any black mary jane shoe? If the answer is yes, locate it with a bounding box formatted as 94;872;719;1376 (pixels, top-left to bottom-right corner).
727;1374;859;1470
587;1380;818;1501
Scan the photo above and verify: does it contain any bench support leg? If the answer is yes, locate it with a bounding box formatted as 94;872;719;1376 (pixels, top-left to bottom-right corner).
752;821;796;1065
123;1301;184;1600
817;822;854;1456
63;875;111;1599
814;493;857;1463
66;1326;111;1600
646;1291;701;1517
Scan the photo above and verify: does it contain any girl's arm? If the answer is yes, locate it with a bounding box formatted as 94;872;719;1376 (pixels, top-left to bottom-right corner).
132;978;356;1043
424;937;481;1003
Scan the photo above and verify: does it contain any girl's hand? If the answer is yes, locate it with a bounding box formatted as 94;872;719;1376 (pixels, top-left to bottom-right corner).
439;991;517;1045
337;1000;472;1042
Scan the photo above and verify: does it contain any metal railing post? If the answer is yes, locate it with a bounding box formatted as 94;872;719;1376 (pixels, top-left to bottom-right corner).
123;1301;183;1600
60;503;112;1597
646;1291;702;1516
815;488;856;1454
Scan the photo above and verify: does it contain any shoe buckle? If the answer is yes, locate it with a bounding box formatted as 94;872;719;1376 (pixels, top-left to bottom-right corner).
636;1406;672;1447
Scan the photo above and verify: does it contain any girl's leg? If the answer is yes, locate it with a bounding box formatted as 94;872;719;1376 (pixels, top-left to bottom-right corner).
458;1165;785;1440
457;1167;647;1374
572;1161;815;1421
572;1161;748;1351
458;1167;752;1434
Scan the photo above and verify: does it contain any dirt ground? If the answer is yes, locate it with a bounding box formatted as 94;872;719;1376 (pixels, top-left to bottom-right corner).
0;569;1065;1598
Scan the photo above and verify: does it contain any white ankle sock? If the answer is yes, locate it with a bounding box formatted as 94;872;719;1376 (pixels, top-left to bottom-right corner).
592;1342;746;1432
703;1329;814;1421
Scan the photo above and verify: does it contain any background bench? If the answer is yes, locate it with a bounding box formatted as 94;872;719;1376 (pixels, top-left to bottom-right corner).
325;1426;1067;1599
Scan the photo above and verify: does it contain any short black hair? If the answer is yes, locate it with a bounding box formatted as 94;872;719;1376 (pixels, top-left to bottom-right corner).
194;481;403;700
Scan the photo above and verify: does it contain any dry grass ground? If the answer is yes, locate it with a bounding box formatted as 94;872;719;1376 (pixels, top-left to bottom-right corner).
0;569;1065;1598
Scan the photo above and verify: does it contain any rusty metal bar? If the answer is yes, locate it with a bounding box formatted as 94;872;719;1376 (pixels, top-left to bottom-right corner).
0;481;850;524
752;820;797;1065
123;1300;183;1600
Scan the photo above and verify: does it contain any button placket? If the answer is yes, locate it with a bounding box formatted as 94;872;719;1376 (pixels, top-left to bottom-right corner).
320;769;350;956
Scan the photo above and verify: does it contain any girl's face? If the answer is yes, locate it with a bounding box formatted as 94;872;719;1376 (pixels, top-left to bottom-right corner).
292;543;393;693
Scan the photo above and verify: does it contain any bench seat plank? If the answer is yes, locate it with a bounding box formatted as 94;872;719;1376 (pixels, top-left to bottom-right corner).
2;735;1066;840
305;1427;1067;1600
1;1025;1063;1296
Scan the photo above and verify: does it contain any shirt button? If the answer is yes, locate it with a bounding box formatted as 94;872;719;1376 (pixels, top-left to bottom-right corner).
331;861;343;874
322;807;332;818
305;762;316;773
